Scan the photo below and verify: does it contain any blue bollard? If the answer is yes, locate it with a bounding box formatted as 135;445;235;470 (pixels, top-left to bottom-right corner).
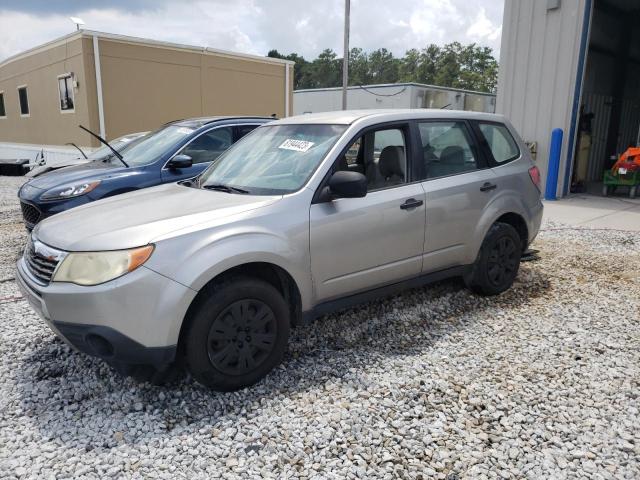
545;128;563;201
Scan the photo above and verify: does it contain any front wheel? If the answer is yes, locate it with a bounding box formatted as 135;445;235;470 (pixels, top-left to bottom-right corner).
183;277;290;391
630;186;637;199
465;222;522;296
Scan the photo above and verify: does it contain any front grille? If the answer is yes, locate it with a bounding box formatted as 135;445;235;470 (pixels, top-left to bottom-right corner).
20;202;42;227
24;240;61;284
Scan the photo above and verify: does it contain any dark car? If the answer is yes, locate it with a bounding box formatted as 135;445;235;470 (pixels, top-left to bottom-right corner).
18;116;271;230
27;131;149;178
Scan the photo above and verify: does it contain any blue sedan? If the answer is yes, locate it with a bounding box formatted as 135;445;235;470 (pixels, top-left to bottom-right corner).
18;116;271;230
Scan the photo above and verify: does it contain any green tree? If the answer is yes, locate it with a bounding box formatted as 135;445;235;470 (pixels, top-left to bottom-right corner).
367;48;399;84
267;42;498;92
348;47;371;86
310;49;341;88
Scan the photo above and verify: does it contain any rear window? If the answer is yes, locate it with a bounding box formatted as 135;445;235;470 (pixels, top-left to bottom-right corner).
478;123;520;163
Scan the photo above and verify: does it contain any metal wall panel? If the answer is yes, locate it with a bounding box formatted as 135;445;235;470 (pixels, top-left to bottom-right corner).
497;0;591;196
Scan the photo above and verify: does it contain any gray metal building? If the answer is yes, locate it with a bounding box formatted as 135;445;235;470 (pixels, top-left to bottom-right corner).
497;0;640;197
294;83;496;115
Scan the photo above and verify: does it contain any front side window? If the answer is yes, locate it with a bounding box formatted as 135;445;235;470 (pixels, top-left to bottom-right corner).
478;123;520;164
336;127;407;191
119;125;196;167
200;124;347;195
58;74;75;111
18;86;29;115
235;124;259;140
179;127;233;164
0;92;5;117
418;121;477;179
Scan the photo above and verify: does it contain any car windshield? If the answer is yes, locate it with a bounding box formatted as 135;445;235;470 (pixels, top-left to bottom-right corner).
87;133;146;161
118;125;196;166
199;124;346;195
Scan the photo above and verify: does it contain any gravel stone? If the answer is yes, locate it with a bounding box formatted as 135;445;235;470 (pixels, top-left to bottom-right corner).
0;176;638;478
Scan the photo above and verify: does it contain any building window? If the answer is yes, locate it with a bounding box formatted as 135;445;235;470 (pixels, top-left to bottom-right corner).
58;74;75;112
0;92;5;118
18;86;29;116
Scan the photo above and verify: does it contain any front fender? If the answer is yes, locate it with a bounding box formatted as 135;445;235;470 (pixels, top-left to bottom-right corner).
145;226;313;311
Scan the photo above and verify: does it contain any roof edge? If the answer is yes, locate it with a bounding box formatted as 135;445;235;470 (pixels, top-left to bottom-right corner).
294;82;495;97
0;29;295;69
0;31;83;69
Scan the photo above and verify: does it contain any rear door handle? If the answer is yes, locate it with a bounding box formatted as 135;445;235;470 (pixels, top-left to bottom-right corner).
400;198;424;210
480;182;497;192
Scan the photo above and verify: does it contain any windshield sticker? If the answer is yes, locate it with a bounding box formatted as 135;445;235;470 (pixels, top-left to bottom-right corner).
278;139;315;152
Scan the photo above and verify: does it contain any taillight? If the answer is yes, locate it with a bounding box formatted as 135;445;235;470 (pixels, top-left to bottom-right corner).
529;166;541;191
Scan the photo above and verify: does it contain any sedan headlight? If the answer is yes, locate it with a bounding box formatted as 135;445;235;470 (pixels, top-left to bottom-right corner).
53;245;154;286
41;180;101;200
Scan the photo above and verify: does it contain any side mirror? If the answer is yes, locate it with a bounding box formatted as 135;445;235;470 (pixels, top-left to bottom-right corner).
167;154;193;170
328;170;367;199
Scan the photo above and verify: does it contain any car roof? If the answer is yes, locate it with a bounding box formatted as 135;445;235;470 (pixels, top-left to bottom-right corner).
270;109;507;125
171;116;274;128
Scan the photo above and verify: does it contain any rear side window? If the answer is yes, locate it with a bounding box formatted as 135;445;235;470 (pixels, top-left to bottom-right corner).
418;121;478;179
478;123;520;163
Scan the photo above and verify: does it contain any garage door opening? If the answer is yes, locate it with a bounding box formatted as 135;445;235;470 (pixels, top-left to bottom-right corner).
570;0;640;197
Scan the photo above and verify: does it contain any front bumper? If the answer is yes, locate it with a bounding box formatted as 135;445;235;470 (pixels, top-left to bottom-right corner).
16;257;197;370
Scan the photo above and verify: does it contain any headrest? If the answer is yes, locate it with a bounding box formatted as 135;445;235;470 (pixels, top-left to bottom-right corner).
378;146;405;179
440;146;465;165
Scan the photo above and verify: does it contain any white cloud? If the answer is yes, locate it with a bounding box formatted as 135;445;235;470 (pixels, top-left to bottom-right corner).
0;0;504;62
466;7;502;43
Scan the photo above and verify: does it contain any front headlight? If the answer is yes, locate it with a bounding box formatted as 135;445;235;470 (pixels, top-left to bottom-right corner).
52;245;154;286
41;180;101;200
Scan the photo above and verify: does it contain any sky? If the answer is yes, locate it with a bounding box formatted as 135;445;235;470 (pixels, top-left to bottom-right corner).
0;0;504;62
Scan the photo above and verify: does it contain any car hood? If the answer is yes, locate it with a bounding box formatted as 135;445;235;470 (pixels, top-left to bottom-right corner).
34;183;281;251
26;161;126;190
26;158;90;178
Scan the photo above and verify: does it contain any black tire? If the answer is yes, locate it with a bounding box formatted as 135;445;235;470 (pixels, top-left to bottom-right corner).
602;184;609;197
630;186;637;199
183;277;290;391
465;222;522;296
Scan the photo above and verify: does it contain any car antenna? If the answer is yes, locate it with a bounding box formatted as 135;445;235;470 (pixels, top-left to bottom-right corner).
65;142;88;159
78;125;129;168
440;104;452;109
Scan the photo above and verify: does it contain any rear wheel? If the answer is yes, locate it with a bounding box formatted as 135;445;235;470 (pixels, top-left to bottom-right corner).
184;277;289;391
602;184;610;196
465;222;522;296
630;186;637;199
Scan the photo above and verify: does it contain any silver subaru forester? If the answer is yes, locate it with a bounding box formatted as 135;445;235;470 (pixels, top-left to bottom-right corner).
17;110;543;391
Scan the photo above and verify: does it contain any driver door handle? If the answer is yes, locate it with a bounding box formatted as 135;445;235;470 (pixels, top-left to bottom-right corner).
400;198;424;210
480;182;497;192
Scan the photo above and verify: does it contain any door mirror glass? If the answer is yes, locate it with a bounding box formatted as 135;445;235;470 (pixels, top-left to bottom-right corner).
167;154;193;169
328;170;367;199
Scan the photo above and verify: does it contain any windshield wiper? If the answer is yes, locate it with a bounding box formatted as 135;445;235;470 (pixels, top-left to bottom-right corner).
65;142;88;159
202;184;249;194
78;125;129;168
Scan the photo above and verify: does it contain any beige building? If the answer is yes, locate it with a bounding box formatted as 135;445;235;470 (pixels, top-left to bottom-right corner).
0;30;294;161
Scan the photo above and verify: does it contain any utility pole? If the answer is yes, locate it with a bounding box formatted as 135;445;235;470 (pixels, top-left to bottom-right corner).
342;0;350;110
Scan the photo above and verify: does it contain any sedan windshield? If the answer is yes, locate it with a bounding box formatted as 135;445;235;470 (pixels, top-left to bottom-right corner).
199;124;346;195
119;125;196;166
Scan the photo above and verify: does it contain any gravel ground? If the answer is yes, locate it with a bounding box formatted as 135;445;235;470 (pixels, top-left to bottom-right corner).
0;176;638;479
